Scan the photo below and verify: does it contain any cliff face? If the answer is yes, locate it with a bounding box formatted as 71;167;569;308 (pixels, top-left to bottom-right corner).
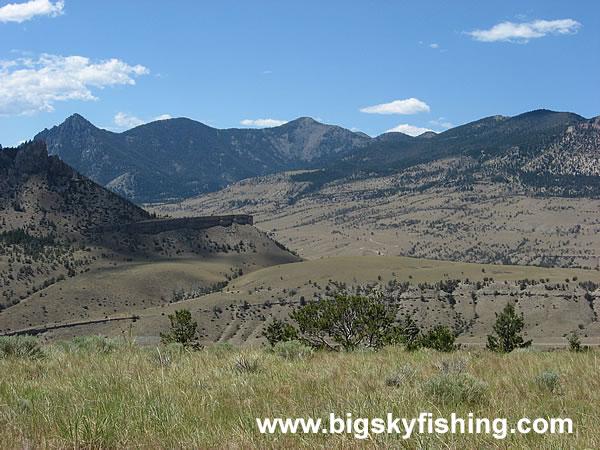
87;215;254;234
1;140;75;179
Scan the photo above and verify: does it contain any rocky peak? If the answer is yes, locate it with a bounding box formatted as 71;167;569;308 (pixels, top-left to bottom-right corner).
35;113;98;149
14;140;49;174
284;117;320;128
1;141;74;179
64;113;94;128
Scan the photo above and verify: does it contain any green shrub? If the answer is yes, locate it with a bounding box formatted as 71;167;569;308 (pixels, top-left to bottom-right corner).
262;319;298;346
486;303;531;353
56;335;124;354
272;340;313;360
0;335;44;359
535;371;561;394
289;293;402;351
399;314;421;351
160;309;199;348
422;373;488;406
567;330;583;352
420;325;456;352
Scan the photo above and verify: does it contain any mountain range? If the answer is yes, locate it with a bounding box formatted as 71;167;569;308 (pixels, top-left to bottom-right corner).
35;115;369;202
34;109;599;203
291;110;600;199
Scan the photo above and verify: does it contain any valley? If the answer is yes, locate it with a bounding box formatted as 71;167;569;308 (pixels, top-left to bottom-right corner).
1;109;599;347
3;5;600;447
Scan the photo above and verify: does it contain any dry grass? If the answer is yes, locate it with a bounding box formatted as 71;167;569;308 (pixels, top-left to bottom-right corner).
0;223;299;338
0;341;598;448
85;255;600;347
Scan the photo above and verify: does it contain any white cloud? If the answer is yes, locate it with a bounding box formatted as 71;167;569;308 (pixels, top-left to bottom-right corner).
360;98;430;115
466;19;581;43
240;118;287;127
429;118;453;129
263;70;273;75
386;124;437;137
0;0;64;23
0;54;149;115
429;43;439;49
114;112;144;128
114;112;171;128
0;59;17;70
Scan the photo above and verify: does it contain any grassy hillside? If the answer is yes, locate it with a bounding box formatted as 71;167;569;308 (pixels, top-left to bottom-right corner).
150;172;600;269
41;256;600;346
0;341;598;448
0;223;300;337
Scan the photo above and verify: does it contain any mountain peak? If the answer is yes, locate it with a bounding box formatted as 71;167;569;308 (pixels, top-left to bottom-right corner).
511;109;585;123
287;117;320;126
64;113;95;127
33;113;370;201
30;108;596;202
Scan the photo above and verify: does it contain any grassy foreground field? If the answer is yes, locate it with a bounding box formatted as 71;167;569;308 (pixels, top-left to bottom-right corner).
1;339;599;448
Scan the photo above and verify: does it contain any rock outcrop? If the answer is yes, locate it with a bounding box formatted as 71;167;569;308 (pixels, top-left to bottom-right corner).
87;215;253;234
1;140;76;180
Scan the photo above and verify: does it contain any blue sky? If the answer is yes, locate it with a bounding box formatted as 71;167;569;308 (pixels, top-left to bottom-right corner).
1;0;599;146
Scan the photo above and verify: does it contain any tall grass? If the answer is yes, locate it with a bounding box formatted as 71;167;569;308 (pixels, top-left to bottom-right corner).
0;335;45;359
0;340;598;448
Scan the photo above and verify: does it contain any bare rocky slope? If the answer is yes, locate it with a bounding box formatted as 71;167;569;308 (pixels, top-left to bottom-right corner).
150;169;600;269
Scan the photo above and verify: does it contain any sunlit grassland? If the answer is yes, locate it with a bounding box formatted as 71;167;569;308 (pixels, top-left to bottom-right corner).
0;340;599;448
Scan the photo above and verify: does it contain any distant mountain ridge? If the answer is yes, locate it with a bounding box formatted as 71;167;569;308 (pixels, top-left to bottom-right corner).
35;115;369;202
292;109;600;198
34;109;598;203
